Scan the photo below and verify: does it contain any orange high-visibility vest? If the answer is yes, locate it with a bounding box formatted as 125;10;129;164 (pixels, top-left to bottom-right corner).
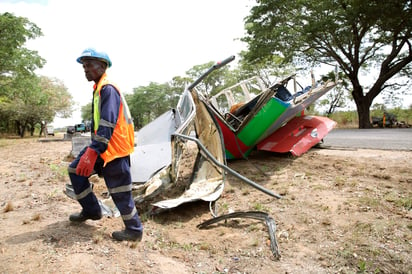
93;73;134;165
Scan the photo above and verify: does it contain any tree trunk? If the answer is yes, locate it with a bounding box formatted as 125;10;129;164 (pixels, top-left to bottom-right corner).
20;126;26;138
18;123;26;138
352;85;373;129
16;121;22;137
356;101;372;128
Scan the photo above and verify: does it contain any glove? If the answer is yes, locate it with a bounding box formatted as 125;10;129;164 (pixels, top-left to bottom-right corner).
76;147;98;177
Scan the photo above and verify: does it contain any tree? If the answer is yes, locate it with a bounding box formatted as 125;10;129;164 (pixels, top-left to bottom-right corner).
0;12;44;83
241;0;412;128
127;60;238;129
0;75;73;137
81;103;92;122
167;75;188;106
185;61;234;96
0;12;46;135
128;82;177;129
39;77;73;118
37;76;73;136
0;74;38;136
238;51;296;87
317;71;351;116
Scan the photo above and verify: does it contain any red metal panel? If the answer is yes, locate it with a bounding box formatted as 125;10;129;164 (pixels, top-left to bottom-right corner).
215;115;250;159
257;115;336;156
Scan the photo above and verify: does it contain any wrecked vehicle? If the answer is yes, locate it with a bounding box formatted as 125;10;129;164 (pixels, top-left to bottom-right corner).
65;56;338;259
129;56;282;258
208;73;337;159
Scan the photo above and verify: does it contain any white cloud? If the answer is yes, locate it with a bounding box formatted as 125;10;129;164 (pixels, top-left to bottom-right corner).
1;0;253;127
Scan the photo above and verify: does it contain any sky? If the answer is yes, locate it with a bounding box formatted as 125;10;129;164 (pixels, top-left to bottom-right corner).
0;0;254;127
2;0;410;128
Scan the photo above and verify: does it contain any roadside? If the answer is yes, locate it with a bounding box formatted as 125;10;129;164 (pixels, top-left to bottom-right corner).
0;136;411;273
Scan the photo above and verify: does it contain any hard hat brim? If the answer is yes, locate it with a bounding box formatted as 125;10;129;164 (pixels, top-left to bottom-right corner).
77;56;111;68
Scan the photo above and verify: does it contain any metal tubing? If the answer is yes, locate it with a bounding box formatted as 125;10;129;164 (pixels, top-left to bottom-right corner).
173;133;282;199
188;55;235;90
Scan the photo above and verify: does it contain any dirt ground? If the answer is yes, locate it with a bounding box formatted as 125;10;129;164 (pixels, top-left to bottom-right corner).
0;135;411;274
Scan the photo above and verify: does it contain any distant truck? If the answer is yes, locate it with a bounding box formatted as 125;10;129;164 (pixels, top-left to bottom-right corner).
75;123;86;133
66;126;75;134
46;125;54;136
371;112;397;128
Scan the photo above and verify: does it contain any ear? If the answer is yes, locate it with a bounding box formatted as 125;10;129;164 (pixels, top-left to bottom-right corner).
98;62;107;71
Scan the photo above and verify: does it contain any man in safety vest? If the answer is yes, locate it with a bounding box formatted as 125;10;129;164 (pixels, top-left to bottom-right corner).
68;48;143;242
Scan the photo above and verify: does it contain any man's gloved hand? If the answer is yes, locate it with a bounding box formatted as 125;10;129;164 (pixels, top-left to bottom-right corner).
76;147;98;177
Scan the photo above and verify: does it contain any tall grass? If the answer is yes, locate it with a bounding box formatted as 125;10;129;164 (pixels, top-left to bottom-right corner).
327;107;412;128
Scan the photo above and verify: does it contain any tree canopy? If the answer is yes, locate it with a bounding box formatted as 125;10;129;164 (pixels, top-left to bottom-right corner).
241;0;412;128
0;12;73;136
0;12;44;79
125;62;239;130
126;82;180;129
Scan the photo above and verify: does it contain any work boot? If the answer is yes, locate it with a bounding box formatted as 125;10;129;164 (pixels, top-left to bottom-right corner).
112;229;143;242
69;211;102;222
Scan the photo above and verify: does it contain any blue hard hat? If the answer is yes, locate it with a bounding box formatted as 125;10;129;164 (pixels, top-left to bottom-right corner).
76;48;112;68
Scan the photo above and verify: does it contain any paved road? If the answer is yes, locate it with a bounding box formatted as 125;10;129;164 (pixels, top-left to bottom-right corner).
321;128;412;151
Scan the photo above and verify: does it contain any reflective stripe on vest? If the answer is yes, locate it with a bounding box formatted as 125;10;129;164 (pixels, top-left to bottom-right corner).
93;73;134;165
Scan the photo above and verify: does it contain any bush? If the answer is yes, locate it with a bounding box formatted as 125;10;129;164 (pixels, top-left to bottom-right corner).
329;111;358;128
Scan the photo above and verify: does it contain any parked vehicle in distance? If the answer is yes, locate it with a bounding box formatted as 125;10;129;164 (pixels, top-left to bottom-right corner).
75;123;86;133
67;126;75;134
46;125;55;136
372;112;398;128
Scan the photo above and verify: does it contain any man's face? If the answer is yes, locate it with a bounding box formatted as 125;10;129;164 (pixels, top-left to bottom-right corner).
81;58;106;82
